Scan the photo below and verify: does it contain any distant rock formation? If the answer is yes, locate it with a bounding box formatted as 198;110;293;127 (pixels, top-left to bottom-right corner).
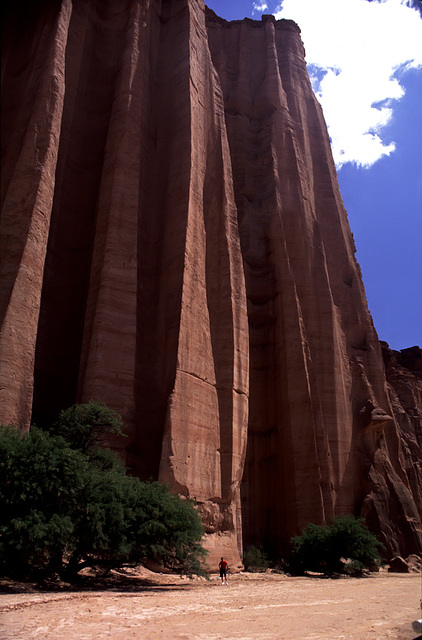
1;0;421;567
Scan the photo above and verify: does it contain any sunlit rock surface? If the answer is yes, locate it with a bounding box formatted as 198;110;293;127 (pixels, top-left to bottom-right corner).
1;0;420;566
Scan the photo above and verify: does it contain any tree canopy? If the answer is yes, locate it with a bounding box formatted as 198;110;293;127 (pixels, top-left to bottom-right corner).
0;403;207;580
45;400;125;455
289;515;385;576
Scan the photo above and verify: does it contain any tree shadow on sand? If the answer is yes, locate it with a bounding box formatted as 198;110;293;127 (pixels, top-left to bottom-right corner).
0;567;203;595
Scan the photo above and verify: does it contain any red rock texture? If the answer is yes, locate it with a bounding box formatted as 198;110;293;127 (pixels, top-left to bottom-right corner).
1;0;421;566
362;344;422;557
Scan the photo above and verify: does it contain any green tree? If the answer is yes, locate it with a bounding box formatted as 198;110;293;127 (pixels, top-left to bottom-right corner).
46;400;124;456
289;515;384;576
127;481;207;575
0;415;207;580
243;545;270;572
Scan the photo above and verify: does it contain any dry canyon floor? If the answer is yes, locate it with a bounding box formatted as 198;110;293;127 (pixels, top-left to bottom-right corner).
1;568;421;640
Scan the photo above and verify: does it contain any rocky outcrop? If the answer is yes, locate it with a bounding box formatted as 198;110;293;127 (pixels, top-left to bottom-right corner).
1;0;421;567
362;343;422;558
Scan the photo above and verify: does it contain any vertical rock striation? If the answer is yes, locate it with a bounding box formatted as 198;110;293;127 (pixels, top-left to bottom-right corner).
1;0;420;565
363;344;422;557
205;9;420;557
1;0;72;429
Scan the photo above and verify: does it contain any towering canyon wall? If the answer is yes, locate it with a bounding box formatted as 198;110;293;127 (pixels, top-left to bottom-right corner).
1;0;421;567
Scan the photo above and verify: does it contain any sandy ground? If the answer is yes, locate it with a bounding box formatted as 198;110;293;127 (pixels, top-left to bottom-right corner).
1;568;421;640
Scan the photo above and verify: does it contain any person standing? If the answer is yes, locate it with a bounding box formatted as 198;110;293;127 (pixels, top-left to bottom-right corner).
219;557;229;585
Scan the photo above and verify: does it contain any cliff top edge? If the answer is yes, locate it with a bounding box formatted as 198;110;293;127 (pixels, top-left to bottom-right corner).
204;6;300;32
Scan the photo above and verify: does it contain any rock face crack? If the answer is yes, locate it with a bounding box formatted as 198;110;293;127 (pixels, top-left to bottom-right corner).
1;0;420;566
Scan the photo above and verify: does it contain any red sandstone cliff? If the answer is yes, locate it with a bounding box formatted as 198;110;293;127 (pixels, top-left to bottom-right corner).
363;344;422;557
1;0;421;566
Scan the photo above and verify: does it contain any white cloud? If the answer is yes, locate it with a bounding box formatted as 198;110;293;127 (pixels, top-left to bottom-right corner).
252;1;269;14
273;0;422;167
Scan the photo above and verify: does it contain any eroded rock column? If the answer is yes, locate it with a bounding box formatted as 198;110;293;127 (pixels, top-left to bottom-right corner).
1;1;72;429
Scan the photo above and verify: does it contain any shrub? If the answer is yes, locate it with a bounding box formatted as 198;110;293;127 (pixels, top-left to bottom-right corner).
243;545;270;572
128;480;207;575
0;410;207;580
289;515;384;576
45;400;124;455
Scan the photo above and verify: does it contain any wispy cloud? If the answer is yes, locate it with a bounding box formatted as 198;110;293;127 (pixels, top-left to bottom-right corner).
252;1;269;14
273;0;422;168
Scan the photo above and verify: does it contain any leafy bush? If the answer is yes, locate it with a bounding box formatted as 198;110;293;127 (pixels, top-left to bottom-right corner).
127;480;206;575
289;515;384;575
0;408;207;580
45;400;124;455
243;545;269;572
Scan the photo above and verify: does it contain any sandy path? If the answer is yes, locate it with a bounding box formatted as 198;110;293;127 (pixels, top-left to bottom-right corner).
1;570;421;640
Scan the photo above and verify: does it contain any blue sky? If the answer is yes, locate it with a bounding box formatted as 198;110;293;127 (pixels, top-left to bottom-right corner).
205;0;422;351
